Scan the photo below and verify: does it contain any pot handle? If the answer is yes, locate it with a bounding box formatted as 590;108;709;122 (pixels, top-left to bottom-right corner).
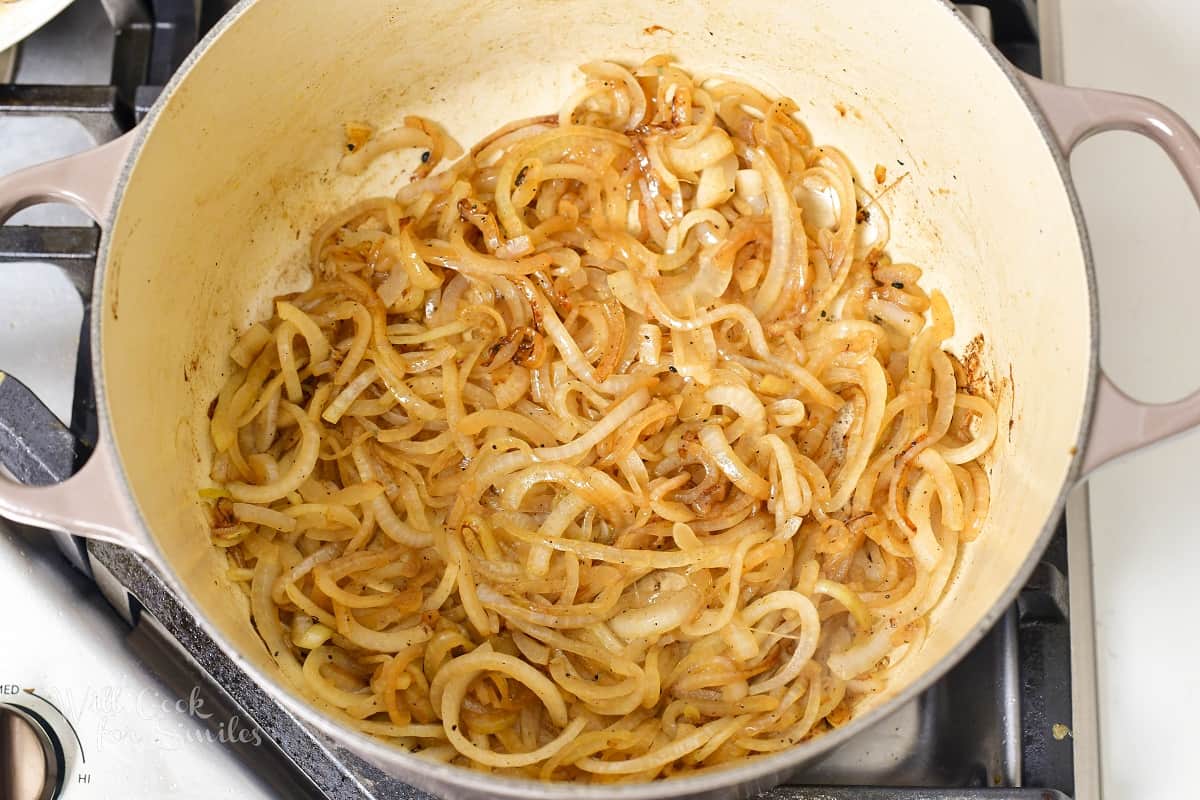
0;133;152;556
1021;74;1200;475
0;404;144;553
0;134;135;223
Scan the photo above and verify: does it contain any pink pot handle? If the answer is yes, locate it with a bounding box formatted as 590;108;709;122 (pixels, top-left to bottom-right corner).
0;133;135;223
0;133;152;555
1021;74;1200;475
0;414;145;552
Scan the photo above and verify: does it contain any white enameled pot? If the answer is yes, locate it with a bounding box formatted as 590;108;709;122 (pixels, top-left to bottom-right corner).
1;1;1199;798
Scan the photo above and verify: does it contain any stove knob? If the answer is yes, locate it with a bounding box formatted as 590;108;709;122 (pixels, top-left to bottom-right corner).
0;704;60;800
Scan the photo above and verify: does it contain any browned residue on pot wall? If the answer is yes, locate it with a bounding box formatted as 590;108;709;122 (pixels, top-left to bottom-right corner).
957;333;1016;451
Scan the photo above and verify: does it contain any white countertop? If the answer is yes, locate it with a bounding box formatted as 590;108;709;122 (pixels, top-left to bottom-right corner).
1059;1;1200;798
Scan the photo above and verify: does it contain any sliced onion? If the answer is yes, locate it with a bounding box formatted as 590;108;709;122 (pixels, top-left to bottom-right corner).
695;153;738;209
609;585;702;641
227;402;320;503
698;424;770;500
232;503;296;533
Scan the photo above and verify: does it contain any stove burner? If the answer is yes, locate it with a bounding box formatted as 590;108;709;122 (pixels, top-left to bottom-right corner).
0;2;1077;797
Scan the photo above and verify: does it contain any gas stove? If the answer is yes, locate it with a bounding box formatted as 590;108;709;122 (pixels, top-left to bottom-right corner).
0;2;1092;798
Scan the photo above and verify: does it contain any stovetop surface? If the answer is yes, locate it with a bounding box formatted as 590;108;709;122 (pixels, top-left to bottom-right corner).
0;1;1078;798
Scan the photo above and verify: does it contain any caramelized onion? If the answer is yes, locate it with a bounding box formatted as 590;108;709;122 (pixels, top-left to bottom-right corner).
208;57;997;782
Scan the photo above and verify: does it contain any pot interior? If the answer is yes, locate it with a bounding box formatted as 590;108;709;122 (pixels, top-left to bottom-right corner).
97;0;1091;790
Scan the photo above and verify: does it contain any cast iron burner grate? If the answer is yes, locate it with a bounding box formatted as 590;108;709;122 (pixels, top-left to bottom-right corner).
0;1;1075;797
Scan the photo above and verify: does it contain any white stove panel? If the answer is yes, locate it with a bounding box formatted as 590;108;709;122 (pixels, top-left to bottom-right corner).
0;527;274;799
1060;1;1200;799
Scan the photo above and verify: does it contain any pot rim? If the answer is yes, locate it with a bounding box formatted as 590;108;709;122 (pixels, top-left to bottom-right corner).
87;1;1099;796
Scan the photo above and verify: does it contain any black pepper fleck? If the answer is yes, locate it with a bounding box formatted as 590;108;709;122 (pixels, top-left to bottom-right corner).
420;150;431;163
892;281;904;289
